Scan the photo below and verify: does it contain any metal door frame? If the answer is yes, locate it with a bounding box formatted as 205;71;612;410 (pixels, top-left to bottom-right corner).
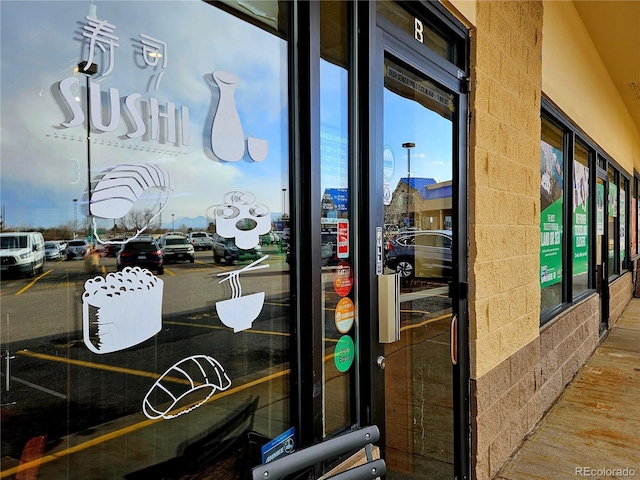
596;168;610;336
358;3;471;478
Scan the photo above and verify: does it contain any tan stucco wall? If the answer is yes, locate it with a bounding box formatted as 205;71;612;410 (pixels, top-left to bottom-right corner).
468;1;543;378
446;0;477;26
542;0;640;175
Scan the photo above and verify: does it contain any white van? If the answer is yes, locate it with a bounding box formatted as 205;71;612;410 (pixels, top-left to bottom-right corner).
0;232;45;277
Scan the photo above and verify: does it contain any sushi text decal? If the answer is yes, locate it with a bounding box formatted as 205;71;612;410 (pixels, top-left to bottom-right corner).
61;8;277;420
55;11;268;163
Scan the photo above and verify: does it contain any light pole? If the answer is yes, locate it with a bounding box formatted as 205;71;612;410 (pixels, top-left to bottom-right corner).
78;61;97;238
282;188;287;226
172;213;175;231
402;142;415;227
73;199;78;238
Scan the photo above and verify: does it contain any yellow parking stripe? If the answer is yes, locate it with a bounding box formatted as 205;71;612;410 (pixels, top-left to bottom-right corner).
14;269;53;295
0;369;290;479
400;312;452;332
16;350;190;385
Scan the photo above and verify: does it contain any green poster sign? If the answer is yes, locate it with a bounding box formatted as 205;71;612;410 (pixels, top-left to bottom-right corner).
573;200;588;276
596;183;605;235
540;197;563;288
609;183;617;217
620;190;626;262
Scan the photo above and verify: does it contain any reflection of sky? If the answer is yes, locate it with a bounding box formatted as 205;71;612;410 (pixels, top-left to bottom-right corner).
1;1;288;228
318;58;453;203
320;60;348;195
384;89;452;187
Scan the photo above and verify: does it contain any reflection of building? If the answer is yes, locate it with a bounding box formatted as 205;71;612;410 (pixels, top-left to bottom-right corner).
2;2;639;480
385;177;452;230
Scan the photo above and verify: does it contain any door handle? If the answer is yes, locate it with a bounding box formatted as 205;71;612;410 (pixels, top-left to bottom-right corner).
450;314;458;365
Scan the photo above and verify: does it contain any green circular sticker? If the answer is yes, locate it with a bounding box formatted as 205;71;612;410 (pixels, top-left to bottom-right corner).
334;335;355;373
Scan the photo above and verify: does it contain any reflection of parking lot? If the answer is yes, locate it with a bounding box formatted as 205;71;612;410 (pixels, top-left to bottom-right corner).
1;248;288;344
1;245;291;471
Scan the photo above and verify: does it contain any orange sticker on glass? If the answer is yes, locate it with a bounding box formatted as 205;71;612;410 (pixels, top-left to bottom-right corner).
333;261;352;297
335;297;355;333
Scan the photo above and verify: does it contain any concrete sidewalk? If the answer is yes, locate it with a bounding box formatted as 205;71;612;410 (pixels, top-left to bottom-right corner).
496;298;640;480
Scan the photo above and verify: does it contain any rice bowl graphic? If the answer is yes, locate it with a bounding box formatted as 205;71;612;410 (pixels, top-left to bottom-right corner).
142;355;231;420
216;292;265;333
216;255;269;332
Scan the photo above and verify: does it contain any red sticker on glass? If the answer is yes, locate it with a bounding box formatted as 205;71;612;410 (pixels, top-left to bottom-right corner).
333;261;353;297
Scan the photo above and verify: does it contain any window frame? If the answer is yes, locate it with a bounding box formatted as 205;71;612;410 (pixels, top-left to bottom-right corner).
540;99;631;326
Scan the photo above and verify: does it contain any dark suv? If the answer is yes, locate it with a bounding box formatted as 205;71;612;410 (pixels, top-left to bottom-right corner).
116;237;164;274
385;230;452;279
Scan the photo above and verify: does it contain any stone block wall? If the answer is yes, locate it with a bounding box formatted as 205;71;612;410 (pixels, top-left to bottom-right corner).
468;0;543;478
472;293;600;479
537;294;600;415
609;272;632;326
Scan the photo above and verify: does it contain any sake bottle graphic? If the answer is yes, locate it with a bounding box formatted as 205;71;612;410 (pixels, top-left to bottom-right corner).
211;71;245;162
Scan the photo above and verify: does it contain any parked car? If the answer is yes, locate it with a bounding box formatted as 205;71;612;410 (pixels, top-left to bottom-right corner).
66;239;89;260
116;237;164;274
44;241;63;260
57;240;68;256
285;232;337;266
188;231;212;250
0;231;45;277
281;227;290;244
95;237;128;258
259;231;278;245
159;234;195;263
321;232;338;266
385;230;453;279
212;235;263;265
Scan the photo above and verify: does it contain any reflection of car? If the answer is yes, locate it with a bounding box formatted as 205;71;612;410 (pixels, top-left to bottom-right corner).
44;241;63;260
101;237;128;257
212;235;263;265
66;239;89;260
285;232;337;266
188;231;212;250
321;232;337;266
159;234;195;263
259;231;278;245
57;241;68;255
0;232;45;277
281;228;290;244
385;230;453;278
116;237;164;274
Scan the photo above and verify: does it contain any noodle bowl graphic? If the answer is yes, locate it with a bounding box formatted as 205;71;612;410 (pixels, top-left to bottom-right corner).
142;355;231;420
216;255;269;333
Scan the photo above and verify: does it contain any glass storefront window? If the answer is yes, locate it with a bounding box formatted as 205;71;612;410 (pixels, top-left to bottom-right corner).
608;167;618;277
572;142;590;298
540;118;564;314
319;1;357;437
633;176;638;257
620;179;627;268
1;2;290;478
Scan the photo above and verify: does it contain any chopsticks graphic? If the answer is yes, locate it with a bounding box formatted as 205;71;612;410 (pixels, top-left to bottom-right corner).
217;254;270;284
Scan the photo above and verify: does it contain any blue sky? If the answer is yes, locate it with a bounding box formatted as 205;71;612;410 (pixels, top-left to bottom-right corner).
383;88;453;188
1;1;288;229
1;1;453;230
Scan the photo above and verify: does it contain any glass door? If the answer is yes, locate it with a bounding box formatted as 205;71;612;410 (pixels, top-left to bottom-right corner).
596;173;609;334
380;53;457;479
